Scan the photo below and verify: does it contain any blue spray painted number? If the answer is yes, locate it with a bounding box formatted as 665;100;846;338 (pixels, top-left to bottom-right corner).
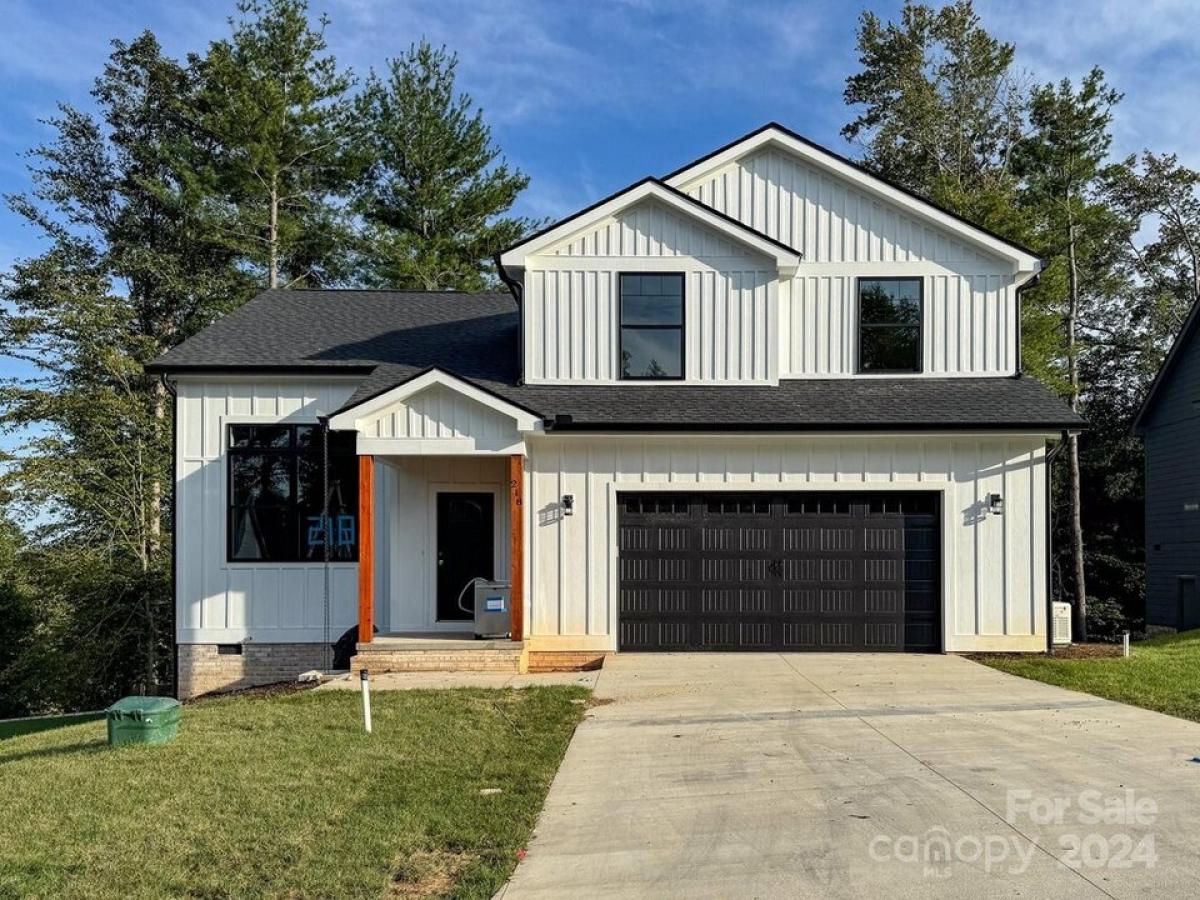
305;515;356;549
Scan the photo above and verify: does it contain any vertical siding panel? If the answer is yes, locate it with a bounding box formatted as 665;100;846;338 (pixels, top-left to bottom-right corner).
954;440;978;636
1006;442;1033;634
970;275;984;372
178;460;203;630
978;441;1006;634
712;272;726;380
686;271;700;381
758;276;771;381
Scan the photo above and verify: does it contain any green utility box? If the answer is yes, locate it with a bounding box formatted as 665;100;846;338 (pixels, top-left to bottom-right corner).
106;696;181;747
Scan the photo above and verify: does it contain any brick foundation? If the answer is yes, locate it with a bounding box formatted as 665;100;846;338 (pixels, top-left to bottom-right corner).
177;643;330;699
526;651;608;672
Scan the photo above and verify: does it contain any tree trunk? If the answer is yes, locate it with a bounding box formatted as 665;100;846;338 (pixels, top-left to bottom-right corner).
149;379;165;558
268;172;279;289
144;593;159;693
1066;219;1088;640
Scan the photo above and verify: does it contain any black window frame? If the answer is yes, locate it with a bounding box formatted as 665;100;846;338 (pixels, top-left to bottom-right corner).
857;276;924;374
618;272;686;381
226;423;359;564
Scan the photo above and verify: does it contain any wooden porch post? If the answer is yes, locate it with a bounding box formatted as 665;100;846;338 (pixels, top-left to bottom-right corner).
509;454;525;642
358;454;375;644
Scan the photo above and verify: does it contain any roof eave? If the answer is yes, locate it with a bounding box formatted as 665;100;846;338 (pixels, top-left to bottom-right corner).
542;420;1087;433
144;362;377;376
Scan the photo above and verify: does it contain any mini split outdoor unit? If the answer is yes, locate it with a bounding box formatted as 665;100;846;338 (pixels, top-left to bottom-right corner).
1051;601;1073;645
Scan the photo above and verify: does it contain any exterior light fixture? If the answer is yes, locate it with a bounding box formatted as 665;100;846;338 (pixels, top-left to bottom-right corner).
562;493;575;515
989;493;1005;516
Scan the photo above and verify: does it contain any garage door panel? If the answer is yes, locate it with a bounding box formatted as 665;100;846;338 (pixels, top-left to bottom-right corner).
619;491;941;653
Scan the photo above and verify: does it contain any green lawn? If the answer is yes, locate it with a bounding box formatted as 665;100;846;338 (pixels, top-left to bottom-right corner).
979;629;1200;722
0;685;589;900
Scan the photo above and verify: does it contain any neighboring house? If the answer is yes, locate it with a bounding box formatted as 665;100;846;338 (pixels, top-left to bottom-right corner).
147;123;1084;698
1134;300;1200;633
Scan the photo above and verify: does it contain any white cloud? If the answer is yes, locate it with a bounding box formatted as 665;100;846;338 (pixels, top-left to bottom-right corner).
978;0;1200;165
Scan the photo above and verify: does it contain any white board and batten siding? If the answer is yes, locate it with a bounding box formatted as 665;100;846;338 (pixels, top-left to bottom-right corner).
525;435;1048;653
525;198;778;383
382;455;510;631
354;382;524;453
522;147;1022;385
679;147;1021;379
175;377;373;644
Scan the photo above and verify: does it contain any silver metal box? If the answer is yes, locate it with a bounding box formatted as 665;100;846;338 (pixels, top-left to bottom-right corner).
473;580;512;639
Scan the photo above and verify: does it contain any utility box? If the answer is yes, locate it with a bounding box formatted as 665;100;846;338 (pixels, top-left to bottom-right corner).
106;696;181;747
1051;601;1073;646
473;580;512;639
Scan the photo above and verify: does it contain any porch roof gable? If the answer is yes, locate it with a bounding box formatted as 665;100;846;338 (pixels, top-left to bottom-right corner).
327;368;541;453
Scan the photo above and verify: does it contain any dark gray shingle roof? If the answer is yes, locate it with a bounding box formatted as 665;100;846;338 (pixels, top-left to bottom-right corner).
148;289;1084;430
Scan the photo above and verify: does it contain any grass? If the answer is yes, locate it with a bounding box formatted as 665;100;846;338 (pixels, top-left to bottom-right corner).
0;710;106;740
0;684;589;900
979;629;1200;723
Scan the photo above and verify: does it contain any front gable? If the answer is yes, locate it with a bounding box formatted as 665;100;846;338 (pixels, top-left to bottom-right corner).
500;178;801;273
543;196;765;262
665;124;1039;274
329;369;539;454
1135;301;1200;433
677;147;1004;267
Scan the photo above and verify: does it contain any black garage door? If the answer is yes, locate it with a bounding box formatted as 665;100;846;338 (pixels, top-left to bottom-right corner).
618;492;939;652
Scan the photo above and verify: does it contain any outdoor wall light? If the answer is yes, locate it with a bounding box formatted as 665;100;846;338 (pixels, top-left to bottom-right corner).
562;493;575;515
989;493;1005;515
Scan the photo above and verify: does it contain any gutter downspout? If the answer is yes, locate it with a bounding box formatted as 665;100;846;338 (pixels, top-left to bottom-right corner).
1014;270;1042;377
1044;429;1070;651
318;415;332;672
159;373;180;698
495;254;525;386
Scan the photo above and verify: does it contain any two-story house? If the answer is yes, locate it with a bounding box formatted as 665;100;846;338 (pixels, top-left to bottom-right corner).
148;123;1084;697
1134;297;1200;633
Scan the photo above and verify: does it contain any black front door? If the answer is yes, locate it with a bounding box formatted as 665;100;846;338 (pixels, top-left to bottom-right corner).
436;492;495;621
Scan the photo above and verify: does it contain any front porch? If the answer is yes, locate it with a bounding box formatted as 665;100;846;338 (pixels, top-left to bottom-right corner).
329;370;534;676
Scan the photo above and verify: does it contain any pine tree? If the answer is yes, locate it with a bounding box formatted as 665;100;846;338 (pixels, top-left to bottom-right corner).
353;41;534;291
1014;68;1129;639
194;0;361;288
1;32;249;701
841;0;1026;235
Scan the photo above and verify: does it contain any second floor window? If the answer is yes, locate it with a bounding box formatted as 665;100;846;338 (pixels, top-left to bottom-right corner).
227;424;358;563
859;278;923;373
620;273;684;379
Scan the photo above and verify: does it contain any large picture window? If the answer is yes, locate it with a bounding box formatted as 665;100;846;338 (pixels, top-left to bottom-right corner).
620;273;684;379
227;424;358;562
858;278;923;373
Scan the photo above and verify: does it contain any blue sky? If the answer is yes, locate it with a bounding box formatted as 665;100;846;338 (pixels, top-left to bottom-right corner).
2;0;1199;419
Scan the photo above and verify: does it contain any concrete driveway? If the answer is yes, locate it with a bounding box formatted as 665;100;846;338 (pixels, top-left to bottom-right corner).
498;653;1200;899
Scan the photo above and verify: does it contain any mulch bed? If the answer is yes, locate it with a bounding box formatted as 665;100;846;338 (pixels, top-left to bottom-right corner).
186;680;321;704
966;642;1125;662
